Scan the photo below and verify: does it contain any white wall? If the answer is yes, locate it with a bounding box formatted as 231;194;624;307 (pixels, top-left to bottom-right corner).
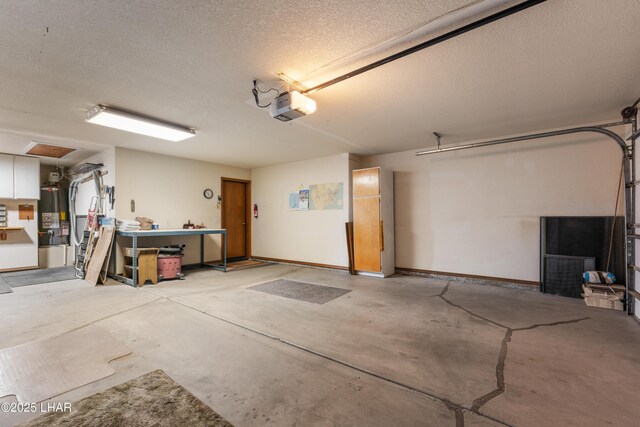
74;147;116;218
363;132;625;282
251;153;352;267
115;147;250;265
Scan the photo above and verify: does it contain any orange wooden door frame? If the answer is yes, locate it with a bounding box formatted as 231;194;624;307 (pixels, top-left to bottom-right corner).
221;177;252;260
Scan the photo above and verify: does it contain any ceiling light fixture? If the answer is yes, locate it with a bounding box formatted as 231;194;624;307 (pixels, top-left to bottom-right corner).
85;104;196;142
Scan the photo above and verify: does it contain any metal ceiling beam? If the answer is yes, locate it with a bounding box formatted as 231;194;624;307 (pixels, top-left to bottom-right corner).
301;0;547;94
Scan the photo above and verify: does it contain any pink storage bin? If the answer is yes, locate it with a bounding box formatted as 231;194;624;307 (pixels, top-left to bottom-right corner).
157;255;182;280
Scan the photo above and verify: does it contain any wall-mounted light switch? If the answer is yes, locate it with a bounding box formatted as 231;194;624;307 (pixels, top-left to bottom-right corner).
131;199;135;213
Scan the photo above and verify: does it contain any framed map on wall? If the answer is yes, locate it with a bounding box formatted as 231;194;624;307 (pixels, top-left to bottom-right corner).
309;182;343;210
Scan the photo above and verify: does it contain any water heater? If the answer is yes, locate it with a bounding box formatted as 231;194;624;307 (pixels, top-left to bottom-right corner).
38;185;70;246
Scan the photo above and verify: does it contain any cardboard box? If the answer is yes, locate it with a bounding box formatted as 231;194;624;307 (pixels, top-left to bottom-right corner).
582;284;624;310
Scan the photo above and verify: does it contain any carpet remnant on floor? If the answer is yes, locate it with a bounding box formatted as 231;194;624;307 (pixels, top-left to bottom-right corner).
249;279;351;304
18;370;234;427
0;326;131;404
1;267;77;288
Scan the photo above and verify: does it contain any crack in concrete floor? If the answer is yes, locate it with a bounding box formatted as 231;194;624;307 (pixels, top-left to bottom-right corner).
437;281;590;425
141;284;514;427
8;271;593;427
140;271;520;426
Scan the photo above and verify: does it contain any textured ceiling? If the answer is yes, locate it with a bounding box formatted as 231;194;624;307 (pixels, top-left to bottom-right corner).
0;0;638;168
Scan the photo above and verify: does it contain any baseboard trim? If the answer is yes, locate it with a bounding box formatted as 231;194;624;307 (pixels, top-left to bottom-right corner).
251;256;349;271
0;265;40;273
180;259;539;291
395;267;540;291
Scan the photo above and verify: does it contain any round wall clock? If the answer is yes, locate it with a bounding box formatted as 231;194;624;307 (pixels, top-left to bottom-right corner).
203;189;214;199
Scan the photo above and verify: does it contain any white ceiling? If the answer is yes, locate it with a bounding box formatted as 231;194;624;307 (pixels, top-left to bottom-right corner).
0;0;638;168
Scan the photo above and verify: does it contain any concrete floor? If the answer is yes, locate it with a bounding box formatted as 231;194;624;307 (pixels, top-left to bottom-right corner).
1;264;640;426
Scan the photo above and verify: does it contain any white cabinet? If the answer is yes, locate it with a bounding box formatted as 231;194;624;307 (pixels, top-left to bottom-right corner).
0;154;14;198
0;154;40;200
13;156;40;199
0;199;39;270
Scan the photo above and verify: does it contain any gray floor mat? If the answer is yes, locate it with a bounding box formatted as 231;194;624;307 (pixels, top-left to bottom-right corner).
249;279;351;304
0;276;12;294
1;267;77;288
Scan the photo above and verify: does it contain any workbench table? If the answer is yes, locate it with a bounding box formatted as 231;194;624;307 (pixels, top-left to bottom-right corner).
110;228;226;287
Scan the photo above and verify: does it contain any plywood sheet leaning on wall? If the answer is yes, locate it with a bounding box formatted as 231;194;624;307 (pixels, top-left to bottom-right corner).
84;226;115;285
345;222;355;275
98;229;116;284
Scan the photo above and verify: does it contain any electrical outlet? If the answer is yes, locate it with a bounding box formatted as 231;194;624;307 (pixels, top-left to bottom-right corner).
130;199;135;213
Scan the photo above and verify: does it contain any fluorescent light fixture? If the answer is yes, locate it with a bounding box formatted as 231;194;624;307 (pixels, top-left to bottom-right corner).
85;104;196;142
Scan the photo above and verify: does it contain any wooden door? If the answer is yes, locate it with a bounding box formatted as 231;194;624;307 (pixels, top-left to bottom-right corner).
353;168;381;272
222;178;250;260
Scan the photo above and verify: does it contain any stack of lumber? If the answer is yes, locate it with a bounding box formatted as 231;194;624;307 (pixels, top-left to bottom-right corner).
83;226;116;285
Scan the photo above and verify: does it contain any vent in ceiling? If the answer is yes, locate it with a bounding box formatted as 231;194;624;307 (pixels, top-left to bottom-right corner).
25;142;77;159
